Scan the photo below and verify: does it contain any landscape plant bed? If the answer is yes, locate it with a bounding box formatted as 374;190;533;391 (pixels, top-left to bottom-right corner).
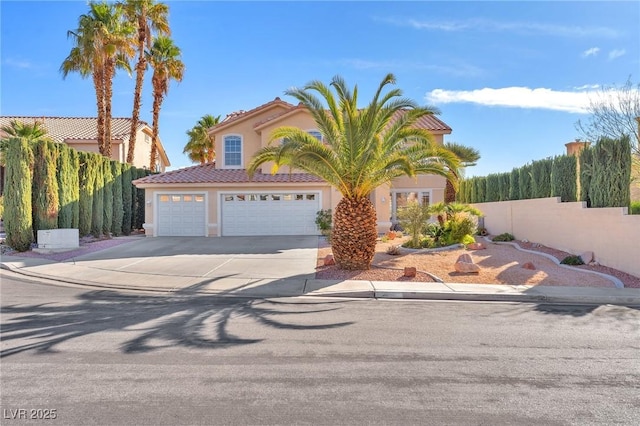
317;236;640;288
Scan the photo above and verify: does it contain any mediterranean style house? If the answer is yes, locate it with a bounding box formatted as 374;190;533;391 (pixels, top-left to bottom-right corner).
133;97;453;237
0;116;171;172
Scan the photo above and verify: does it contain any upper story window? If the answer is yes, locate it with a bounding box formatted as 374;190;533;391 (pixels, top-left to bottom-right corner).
308;130;323;142
223;135;242;167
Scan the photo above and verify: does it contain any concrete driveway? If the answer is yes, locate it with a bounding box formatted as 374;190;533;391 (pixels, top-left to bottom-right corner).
70;236;319;280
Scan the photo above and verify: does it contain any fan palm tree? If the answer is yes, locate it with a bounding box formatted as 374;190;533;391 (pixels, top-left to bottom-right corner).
183;114;220;165
119;0;170;164
0;119;49;166
61;1;133;158
443;142;481;203
248;74;460;270
147;36;184;171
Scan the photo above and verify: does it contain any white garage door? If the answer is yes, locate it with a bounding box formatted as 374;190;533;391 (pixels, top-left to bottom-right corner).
221;192;320;236
157;194;206;236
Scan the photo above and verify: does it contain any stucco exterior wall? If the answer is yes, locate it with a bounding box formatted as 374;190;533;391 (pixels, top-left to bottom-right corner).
472;197;640;278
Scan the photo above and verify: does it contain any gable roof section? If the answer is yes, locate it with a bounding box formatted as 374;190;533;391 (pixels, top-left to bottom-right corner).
0;116;148;143
210;97;296;134
133;162;326;185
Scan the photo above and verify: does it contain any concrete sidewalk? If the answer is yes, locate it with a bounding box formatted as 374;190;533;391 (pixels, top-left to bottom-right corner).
2;255;640;305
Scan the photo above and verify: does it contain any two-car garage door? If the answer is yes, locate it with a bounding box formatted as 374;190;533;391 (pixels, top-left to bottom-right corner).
156;192;320;236
221;192;319;236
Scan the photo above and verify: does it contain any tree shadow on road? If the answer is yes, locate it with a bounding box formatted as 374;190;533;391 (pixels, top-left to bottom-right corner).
1;278;355;358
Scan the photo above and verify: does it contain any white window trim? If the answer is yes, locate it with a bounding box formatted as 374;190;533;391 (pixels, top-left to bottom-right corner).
306;129;323;142
390;188;433;223
222;134;243;169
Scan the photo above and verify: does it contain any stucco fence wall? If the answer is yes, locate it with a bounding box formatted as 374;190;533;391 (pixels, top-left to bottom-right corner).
471;197;640;278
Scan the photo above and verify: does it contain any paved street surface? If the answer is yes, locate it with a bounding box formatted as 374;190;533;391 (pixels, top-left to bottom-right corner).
1;276;639;425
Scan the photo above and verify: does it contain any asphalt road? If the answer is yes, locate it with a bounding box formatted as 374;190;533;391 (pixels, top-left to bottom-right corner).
1;275;639;425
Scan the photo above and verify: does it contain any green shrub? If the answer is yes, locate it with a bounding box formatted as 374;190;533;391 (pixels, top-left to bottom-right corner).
531;158;553;198
111;162;123;236
78;152;96;236
486;174;500;202
57;144;79;229
315;209;332;233
509;168;520;200
0;195;3;220
91;156;105;237
560;255;584;266
498;172;510;201
398;201;431;247
631;201;640;214
121;164;133;235
446;212;478;245
590;136;631;208
474;177;486;203
102;159;113;236
32;140;59;234
551;154;577;202
134;168;148;230
492;232;515;242
4;138;34;251
579;146;593;206
461;234;476;246
519;164;532;200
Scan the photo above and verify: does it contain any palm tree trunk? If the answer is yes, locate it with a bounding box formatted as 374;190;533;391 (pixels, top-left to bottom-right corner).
207;135;215;163
150;86;163;172
103;58;115;159
445;179;456;203
332;196;378;270
127;28;147;164
93;67;106;156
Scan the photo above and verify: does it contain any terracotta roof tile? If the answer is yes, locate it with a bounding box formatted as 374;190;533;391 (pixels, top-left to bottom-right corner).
133;163;326;185
0;116;148;143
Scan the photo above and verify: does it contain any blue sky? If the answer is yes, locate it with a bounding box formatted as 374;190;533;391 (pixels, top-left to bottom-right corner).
1;1;638;176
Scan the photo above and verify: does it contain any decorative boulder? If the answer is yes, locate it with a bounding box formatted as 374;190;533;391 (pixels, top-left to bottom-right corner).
404;267;417;278
467;242;486;250
324;255;336;266
454;254;480;273
521;262;536;270
580;251;594;264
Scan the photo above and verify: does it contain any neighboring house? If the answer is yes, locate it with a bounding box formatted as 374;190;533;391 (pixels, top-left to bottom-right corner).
0;116;171;172
133;97;452;237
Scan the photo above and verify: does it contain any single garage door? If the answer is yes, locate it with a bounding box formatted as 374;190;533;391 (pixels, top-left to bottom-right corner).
221;192;320;236
157;194;206;236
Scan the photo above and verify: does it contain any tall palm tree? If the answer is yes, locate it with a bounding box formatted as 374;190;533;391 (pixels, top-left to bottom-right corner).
120;0;170;164
443;142;481;203
0;119;49;166
183;114;220;165
147;36;184;171
248;74;460;270
61;1;133;158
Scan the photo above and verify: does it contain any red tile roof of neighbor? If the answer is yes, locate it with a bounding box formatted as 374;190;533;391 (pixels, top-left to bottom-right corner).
133;163;326;185
0;116;149;143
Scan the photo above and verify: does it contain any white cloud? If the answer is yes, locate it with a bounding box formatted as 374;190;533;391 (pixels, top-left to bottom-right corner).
581;47;600;57
608;49;626;60
375;17;620;38
573;84;600;90
4;58;32;69
426;87;593;114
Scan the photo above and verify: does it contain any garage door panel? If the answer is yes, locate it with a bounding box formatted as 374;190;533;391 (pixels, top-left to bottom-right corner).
222;192;320;236
157;194;206;236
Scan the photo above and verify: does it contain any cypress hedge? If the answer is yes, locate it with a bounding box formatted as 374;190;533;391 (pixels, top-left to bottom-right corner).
102;159;114;236
474;176;486;203
579;146;593;206
486;174;500;202
590;136;631;208
111;161;124;236
32;140;59;234
121;164;133;235
498;172;510;201
57;144;80;228
78;152;96;236
551;154;577;202
509;168;520;200
91;156;105;237
531;158;553;198
519;164;532;200
4;138;34;251
134;168;147;230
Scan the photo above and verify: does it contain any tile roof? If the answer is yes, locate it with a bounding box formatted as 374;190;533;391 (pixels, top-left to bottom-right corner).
133;163;326;185
0;116;149;143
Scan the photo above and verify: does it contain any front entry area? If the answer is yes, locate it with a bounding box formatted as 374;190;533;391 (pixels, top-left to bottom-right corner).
221;192;320;236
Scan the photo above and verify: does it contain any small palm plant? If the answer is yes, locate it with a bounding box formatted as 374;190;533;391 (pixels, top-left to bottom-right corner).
248;74;460;270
